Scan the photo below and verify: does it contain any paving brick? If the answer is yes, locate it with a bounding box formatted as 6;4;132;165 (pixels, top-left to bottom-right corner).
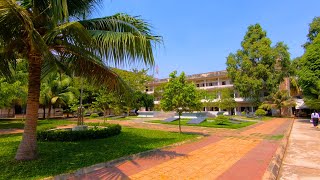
64;118;291;180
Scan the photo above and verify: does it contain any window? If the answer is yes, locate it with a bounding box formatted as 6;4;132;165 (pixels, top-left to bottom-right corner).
222;81;226;85
145;86;149;92
196;84;200;87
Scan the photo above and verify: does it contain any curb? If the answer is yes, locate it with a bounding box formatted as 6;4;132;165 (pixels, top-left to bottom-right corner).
262;118;294;180
45;135;204;180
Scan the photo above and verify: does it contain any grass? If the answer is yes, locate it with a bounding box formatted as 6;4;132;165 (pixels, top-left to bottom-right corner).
150;119;255;129
268;134;284;140
229;115;273;121
0;127;198;180
89;116;134;121
0;119;76;131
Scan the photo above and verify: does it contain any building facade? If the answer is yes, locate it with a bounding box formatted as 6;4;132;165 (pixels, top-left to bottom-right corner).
145;70;263;115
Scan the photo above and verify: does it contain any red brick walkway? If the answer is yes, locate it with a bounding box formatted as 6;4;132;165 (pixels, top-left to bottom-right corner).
67;118;292;180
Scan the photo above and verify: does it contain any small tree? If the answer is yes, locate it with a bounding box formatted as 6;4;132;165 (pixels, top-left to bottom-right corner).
202;89;219;110
218;88;237;115
160;71;202;133
260;90;295;116
255;109;267;117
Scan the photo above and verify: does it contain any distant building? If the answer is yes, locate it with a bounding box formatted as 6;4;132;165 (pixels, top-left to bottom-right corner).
144;70;302;116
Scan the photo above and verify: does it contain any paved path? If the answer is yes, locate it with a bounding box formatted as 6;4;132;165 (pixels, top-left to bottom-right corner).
279;119;320;179
0;128;23;135
67;118;292;180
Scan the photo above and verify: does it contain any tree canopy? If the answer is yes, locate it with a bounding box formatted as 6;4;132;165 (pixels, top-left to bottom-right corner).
226;24;291;104
160;71;202;133
298;33;320;110
0;0;161;160
304;17;320;48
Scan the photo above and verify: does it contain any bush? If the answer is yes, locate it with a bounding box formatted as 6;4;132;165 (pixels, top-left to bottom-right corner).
214;115;229;125
241;111;246;116
37;124;121;142
90;113;99;118
255;109;266;117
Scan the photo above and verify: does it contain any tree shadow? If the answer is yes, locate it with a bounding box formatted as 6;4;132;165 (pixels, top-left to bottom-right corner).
122;149;187;166
81;166;130;180
1;129;194;179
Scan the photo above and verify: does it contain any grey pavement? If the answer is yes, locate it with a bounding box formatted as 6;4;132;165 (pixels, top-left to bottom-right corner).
279;118;320;180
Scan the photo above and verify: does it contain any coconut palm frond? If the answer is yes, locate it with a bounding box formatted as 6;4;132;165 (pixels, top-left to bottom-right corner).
66;54;128;92
44;21;92;45
80;13;162;67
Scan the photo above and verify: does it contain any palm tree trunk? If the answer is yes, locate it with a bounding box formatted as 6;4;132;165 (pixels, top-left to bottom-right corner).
47;103;52;118
15;53;42;161
43;106;46;119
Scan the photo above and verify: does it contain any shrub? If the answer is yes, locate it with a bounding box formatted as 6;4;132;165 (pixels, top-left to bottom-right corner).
90;113;99;118
214;115;229;125
241;111;246;116
37;124;121;142
255;109;266;117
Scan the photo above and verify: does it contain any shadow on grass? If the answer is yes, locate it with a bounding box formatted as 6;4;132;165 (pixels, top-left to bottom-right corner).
0;128;195;179
0;121;24;129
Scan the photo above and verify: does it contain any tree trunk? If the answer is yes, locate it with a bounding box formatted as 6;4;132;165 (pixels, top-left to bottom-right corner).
43;106;46;119
178;112;182;133
279;108;282;117
47;103;52;119
15;52;42;161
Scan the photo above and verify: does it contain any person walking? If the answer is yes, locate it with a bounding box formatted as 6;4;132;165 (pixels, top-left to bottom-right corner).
311;110;319;128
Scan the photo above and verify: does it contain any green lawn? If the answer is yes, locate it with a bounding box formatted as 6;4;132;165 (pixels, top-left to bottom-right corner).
0;127;198;180
89;116;134;121
150;119;255;129
0;119;76;131
228;115;273;121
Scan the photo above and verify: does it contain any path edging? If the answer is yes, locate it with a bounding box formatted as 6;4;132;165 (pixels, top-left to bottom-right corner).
262;118;294;180
45;136;204;180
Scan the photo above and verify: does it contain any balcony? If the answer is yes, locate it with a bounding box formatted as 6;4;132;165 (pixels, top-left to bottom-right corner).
198;84;233;89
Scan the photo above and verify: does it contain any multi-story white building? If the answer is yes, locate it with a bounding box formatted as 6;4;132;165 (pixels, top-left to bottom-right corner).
145;70;264;115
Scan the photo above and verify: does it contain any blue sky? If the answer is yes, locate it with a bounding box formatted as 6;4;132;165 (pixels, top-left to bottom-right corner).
92;0;320;78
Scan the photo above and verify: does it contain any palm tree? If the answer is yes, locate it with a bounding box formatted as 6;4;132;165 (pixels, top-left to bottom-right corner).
260;90;296;116
0;0;161;160
40;73;78;118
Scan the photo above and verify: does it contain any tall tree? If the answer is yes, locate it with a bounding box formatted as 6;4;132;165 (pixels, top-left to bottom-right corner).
298;33;320;110
160;71;202;133
304;17;320;48
226;24;291;104
0;0;161;160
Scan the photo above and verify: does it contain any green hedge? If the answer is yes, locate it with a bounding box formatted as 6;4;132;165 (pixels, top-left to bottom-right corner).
215;115;229;125
90;113;99;118
37;124;121;142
